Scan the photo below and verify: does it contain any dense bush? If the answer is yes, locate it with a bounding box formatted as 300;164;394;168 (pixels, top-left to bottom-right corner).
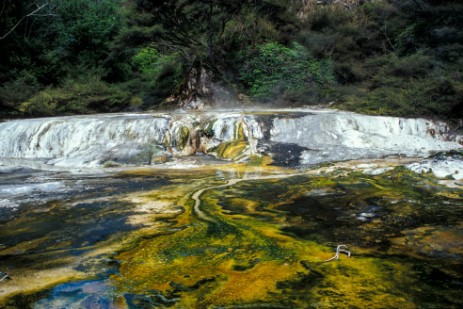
0;0;462;119
0;0;127;116
19;74;133;116
0;71;41;116
239;42;334;102
130;46;184;108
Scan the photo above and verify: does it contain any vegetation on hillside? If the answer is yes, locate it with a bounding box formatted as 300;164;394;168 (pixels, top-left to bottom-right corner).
0;0;462;119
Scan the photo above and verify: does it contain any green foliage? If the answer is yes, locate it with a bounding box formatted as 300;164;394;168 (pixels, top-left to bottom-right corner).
129;50;184;108
1;0;463;119
239;42;334;101
395;24;418;54
339;67;463;118
50;0;123;67
0;0;124;85
0;71;40;115
390;53;434;79
124;0;249;65
139;52;183;86
19;74;132;117
132;47;160;74
292;0;463;118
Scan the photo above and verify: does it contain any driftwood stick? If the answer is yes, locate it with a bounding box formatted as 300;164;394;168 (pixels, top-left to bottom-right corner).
323;244;351;262
0;274;10;282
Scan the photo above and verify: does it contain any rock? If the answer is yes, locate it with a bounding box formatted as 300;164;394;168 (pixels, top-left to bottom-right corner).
0;109;461;168
270;111;461;165
363;167;393;175
99;143;160;166
407;157;463;180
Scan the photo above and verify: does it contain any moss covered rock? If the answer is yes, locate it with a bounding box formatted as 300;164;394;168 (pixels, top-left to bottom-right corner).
212;141;249;160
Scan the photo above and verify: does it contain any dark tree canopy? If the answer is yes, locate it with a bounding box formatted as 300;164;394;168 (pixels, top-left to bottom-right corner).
0;0;462;118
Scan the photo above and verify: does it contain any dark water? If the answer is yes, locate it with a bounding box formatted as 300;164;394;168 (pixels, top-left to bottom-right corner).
0;166;462;308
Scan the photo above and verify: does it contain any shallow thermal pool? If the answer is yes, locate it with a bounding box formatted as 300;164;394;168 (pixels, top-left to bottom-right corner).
0;160;462;308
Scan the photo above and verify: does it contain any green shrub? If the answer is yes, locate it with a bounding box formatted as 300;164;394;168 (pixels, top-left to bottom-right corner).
132;46;160;74
130;48;184;107
307;6;351;32
389;53;434;78
239;42;335;101
339;77;463;118
19;74;132;116
19;91;59;117
0;71;41;114
395;24;418;54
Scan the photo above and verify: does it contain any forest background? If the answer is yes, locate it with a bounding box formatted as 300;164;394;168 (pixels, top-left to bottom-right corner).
0;0;462;120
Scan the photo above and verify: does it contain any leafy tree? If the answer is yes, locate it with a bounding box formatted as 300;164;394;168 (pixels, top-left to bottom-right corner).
1;0;462;118
240;42;334;101
123;0;239;65
0;0;125;115
41;0;123;80
119;0;299;106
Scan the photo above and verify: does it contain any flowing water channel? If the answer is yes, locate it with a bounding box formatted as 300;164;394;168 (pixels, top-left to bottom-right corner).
1;158;462;308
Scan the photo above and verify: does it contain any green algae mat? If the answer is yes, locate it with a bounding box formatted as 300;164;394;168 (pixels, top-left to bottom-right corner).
1;161;463;308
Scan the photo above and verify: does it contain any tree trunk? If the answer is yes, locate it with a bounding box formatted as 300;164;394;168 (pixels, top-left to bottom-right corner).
176;63;214;110
206;1;214;64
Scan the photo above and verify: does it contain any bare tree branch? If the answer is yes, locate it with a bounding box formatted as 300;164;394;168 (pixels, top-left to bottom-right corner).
0;1;7;17
0;1;53;40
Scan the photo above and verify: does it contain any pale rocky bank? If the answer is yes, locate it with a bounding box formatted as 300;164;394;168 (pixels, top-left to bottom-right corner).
0;108;462;178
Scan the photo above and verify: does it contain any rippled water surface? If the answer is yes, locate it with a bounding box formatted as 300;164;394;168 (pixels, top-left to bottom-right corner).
1;162;462;308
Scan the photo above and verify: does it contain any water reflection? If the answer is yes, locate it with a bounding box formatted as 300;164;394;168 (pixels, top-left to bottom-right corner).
33;280;114;309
